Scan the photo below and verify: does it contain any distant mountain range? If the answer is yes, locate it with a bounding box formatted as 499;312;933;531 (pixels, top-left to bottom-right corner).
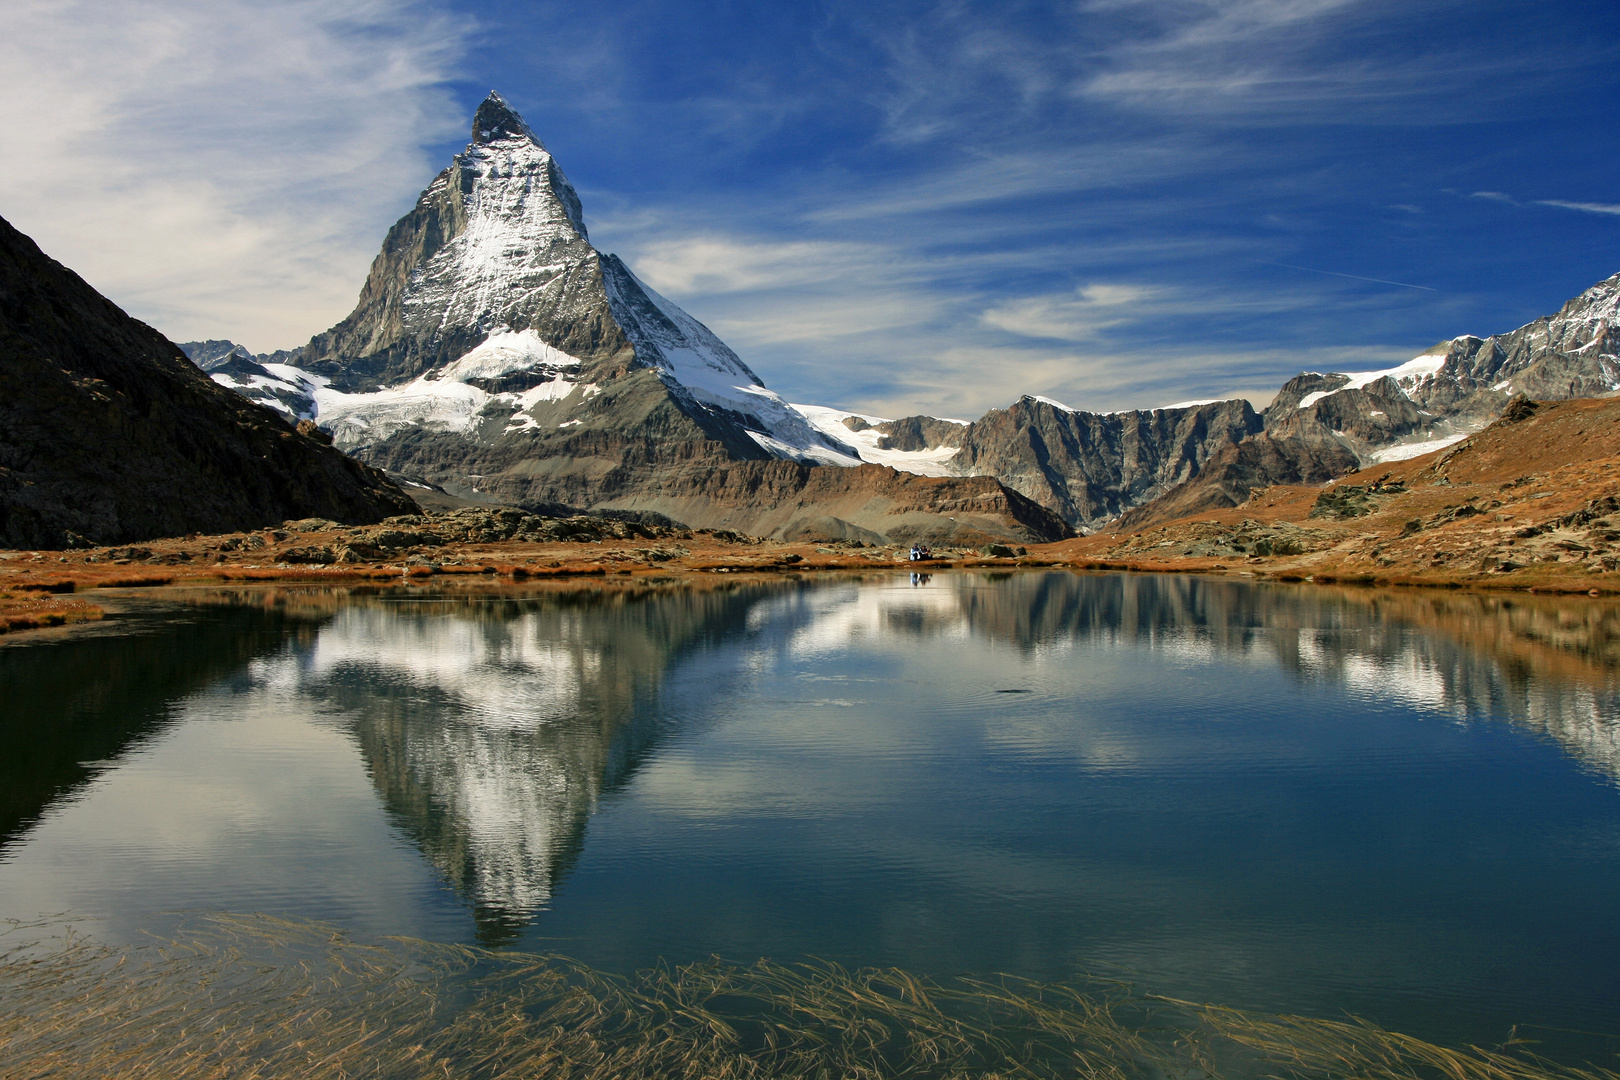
184;93;1619;541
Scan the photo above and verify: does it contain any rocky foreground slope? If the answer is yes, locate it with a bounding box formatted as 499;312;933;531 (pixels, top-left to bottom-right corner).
0;216;414;549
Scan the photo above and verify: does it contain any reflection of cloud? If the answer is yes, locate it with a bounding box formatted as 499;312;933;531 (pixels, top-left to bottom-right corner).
294;608;602;729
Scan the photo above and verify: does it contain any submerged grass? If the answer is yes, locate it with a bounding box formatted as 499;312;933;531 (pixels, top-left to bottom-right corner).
0;914;1613;1080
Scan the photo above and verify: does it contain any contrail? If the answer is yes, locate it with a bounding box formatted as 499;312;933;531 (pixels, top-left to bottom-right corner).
1251;260;1437;291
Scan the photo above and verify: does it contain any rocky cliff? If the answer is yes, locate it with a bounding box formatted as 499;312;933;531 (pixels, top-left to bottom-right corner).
0;215;414;549
948;396;1263;531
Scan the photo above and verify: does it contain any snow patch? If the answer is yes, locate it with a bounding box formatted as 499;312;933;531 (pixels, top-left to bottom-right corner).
1365;430;1473;464
437;329;583;382
312;336;595;448
1297;352;1448;410
792;403;964;477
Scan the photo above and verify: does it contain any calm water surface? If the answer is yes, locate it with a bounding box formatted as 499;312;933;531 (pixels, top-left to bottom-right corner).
3;571;1619;1057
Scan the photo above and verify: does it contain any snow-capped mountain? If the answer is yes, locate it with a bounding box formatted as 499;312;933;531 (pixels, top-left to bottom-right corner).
173;93;1087;543
271;92;854;472
184;92;1618;537
1257;272;1620;464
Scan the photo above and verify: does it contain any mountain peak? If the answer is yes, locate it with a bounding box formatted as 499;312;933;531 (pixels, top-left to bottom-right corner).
472;91;540;147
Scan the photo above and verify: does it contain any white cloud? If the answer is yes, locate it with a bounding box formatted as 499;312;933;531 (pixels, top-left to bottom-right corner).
1075;0;1479;119
980;283;1165;341
0;0;466;351
1536;200;1620;217
629;236;886;294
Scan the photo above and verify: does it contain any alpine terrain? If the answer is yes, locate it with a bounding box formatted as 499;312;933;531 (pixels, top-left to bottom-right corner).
1121;271;1620;525
188;94;1619;538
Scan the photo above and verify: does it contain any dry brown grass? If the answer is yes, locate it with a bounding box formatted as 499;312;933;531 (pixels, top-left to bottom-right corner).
1;915;1613;1080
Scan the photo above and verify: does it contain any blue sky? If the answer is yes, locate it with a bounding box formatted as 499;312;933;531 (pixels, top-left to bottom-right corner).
3;0;1618;418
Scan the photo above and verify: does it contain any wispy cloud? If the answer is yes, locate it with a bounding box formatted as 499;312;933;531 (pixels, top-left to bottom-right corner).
981;284;1166;340
1536;199;1620;217
0;0;466;351
629;236;888;294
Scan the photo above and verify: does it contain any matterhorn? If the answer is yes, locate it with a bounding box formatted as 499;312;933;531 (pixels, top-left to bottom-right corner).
200;93;1069;543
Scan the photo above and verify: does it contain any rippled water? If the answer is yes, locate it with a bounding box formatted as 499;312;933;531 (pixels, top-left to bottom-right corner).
3;571;1619;1057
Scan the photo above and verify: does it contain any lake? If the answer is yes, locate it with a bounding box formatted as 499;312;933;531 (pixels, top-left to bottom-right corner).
3;570;1619;1064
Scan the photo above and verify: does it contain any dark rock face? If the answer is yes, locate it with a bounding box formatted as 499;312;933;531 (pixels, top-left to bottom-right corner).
1116;415;1362;529
872;415;968;452
0;215;415;549
950;397;1263;531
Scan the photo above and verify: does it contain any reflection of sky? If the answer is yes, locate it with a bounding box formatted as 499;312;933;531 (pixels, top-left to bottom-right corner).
0;686;465;944
2;574;1620;1056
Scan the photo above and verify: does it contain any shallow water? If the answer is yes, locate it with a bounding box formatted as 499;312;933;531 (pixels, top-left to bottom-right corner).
2;571;1618;1058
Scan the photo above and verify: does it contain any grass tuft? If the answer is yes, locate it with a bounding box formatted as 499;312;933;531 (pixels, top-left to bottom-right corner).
0;915;1612;1080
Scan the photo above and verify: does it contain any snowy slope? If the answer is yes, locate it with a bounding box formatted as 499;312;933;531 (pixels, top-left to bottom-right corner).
792;403;966;476
597;255;859;461
197;329;599;451
1295;351;1449;409
396;105;595;350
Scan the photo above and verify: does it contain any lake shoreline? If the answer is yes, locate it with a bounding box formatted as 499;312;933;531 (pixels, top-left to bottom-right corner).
4;526;1617;642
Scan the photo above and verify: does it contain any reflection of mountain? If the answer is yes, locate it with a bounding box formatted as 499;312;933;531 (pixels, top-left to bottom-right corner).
9;573;1616;941
723;571;1620;784
0;603;322;850
906;572;1620;785
276;582;804;944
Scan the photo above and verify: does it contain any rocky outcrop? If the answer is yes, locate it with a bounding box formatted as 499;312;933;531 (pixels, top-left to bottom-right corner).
948;396;1263;531
1115;413;1361;529
870;415;969;452
584;460;1072;544
0;215;415;549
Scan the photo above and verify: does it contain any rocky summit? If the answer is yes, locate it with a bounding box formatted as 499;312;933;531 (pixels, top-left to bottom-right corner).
0;215;415;550
182;93;1072;544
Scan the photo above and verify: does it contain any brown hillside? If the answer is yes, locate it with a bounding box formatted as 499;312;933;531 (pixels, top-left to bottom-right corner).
1042;396;1620;588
